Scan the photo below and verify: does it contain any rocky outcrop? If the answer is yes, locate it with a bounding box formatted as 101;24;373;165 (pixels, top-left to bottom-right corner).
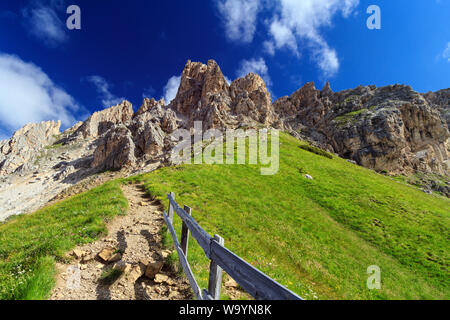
423;88;450;128
170;60;275;129
0;120;61;175
91;98;180;171
275;83;449;175
230;73;278;126
71;60;450;177
170;60;232;129
90;60;279;172
1;58;449;216
92;124;136;170
135;98;165;117
74;101;134;139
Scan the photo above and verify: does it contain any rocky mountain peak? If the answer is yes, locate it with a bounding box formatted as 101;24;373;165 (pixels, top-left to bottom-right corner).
229;72;276;125
169;59;276;129
0;59;449;220
0;120;61;175
202;59;230;99
136;98;166;117
276;82;449;176
171;59;229;117
321;81;333;97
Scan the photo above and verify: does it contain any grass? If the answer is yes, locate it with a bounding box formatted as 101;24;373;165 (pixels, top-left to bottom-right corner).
392;172;449;197
334;109;369;127
44;143;64;150
0;180;127;300
299;144;333;159
1;132;448;300
127;132;449;300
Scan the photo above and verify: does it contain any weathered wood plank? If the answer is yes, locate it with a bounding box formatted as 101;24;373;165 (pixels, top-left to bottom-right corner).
168;192;175;225
163;211;202;300
202;289;213;300
208;235;224;300
180;205;191;256
165;192;303;301
167;194;212;257
210;239;302;300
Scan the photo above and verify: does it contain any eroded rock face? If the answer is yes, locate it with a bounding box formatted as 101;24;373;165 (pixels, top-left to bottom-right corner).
74;101;134;139
91;98;181;170
1;59;449;220
170;60;275;129
230;73;277;126
274;83;449;175
0;120;61;175
90;61;448;176
423;88;450;128
89;58;277;171
92;124;136;170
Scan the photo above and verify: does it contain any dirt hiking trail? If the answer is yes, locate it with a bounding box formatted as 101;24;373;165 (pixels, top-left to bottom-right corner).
50;183;192;300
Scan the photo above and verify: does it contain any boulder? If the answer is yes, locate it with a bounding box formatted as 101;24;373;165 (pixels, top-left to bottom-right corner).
153;274;169;284
127;263;146;283
98;247;117;262
113;261;132;273
109;253;122;263
145;261;164;279
72;249;85;259
81;254;94;264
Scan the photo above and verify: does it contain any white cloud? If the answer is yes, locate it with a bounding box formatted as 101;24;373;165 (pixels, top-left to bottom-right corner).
216;0;359;77
22;4;67;46
85;76;125;108
268;19;298;55
0;53;81;135
236;57;271;87
216;0;261;43
162;75;181;104
267;0;359;76
443;42;450;62
263;40;276;56
312;41;340;77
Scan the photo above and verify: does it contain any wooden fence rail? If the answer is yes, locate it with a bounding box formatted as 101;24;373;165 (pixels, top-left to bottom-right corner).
163;192;302;300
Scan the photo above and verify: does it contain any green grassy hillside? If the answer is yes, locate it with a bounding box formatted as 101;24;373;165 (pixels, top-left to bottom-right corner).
130;133;449;300
0;132;448;300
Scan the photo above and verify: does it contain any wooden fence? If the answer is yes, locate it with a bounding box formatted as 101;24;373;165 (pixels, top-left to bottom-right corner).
162;192;302;300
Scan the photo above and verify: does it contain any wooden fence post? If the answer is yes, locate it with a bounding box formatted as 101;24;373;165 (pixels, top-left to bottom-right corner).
208;234;224;300
168;192;175;230
180;205;191;256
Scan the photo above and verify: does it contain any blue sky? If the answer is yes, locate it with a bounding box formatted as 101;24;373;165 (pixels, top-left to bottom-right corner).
0;0;449;139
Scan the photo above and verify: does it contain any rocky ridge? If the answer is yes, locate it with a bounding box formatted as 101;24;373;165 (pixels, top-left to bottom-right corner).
0;59;449;220
274;83;449;176
0;120;61;175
